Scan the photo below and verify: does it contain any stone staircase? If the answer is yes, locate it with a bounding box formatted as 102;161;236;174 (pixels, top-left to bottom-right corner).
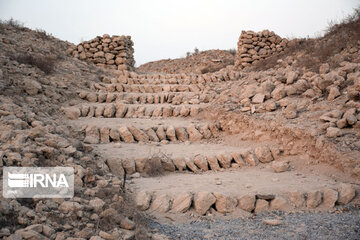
63;70;358;219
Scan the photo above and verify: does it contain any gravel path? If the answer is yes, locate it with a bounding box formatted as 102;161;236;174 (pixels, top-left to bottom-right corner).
148;209;360;240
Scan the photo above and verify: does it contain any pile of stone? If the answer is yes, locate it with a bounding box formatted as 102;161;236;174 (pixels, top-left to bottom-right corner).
235;30;288;68
67;34;135;71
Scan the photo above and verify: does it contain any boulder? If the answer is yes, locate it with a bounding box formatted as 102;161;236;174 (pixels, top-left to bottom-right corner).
326;127;342;138
165;125;177;141
95;105;105;117
337;184;356;204
306;191;322;208
241;150;259;166
175;127;188;141
327;86;340;101
194;191;216;215
193;155;209;171
322;188;338;207
151;193;171;213
186;125;203;141
254;146;274;163
214;193;237;213
84;125;100;144
160;157;176;172
118;126;135;143
171;192;192;213
254;199;269;213
272;161;289;173
134;157;148;173
252;93;265;104
237;194;256;212
206;155;221;170
63;107;80;120
231;153;246;167
100;126;110;143
284;103;297;119
109;128;120;141
271;85;286;101
106;158;125;177
199;125;212;139
270;196;289;210
136;190;152;211
184;157;200;173
24;79;42;95
156;126;167;141
287;191;306;208
122;158;136;174
115;103;128;118
103;104;116;117
216;154;232;169
89;197;105;212
128;126;149;142
146;128;160;142
173;157;187;171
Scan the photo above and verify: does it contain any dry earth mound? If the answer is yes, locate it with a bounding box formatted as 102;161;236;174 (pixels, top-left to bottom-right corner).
137;49;235;74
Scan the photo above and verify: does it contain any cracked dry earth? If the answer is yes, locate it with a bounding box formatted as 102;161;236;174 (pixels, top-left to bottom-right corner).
64;70;360;239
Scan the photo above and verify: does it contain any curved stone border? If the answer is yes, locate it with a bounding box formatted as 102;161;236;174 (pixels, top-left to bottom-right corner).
106;145;281;175
77;91;215;105
102;69;242;85
82;123;221;144
136;184;357;215
63;104;205;119
94;83;204;93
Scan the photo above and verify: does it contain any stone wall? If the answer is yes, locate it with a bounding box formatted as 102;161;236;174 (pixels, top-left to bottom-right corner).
67;34;135;71
235;30;288;68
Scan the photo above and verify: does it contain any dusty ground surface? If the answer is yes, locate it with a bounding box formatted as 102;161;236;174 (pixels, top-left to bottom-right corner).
137;49;235;74
147;208;360;240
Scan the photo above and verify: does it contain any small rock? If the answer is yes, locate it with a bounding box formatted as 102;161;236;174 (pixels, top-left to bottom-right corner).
194;192;216;215
270;196;289;210
252;93;265;104
306;191;322;208
213;192;237;213
272;161;289;173
119;217;135;230
63;107;80;120
327;86;340;101
193;155;209;171
326;127;342;138
254;199;269;213
284;103;297;119
254;146;274;163
322;188;338;207
337;184;356;204
89;198;105;212
171;192;192;213
237;194;256;212
150;193;171;213
263;219;283;226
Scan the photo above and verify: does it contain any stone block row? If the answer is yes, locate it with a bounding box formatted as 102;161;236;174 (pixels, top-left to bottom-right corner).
136;184;356;215
103;69;242;85
83;123;221;144
64;104;204;120
106;145;279;175
93;83;205;93
78;91;214;104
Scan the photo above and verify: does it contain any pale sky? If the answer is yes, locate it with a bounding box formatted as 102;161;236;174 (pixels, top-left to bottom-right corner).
0;0;358;66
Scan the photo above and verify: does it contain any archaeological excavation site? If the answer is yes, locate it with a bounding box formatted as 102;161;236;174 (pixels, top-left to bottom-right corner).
0;6;360;240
